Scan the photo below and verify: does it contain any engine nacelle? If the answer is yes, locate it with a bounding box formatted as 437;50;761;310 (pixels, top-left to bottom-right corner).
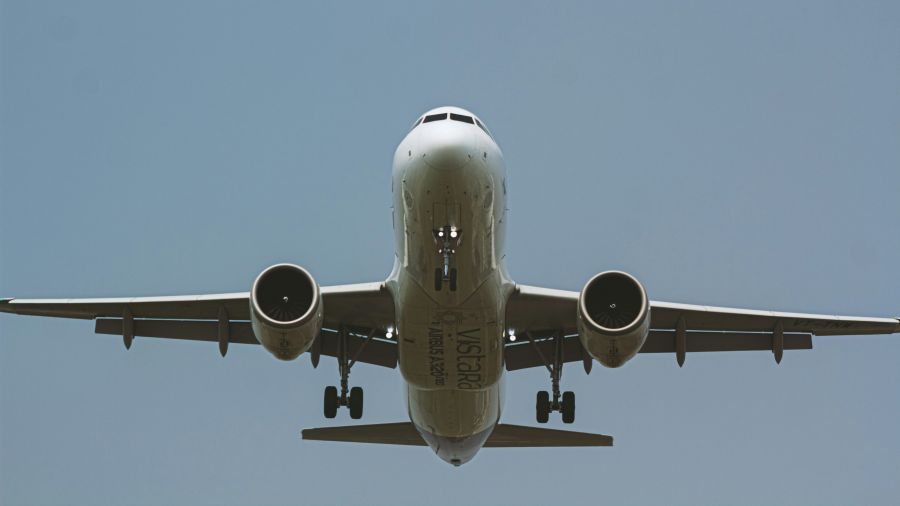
577;270;650;368
250;263;323;361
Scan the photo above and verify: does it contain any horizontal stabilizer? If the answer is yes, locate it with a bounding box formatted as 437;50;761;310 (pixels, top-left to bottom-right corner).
303;422;426;446
301;422;612;447
484;424;612;447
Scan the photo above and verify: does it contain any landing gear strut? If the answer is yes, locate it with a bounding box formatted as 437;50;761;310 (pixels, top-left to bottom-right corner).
433;225;461;291
527;330;575;424
323;326;369;419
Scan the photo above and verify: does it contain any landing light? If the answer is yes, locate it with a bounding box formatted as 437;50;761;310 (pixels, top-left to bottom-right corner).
450;230;458;238
509;335;517;342
386;327;394;339
438;231;444;237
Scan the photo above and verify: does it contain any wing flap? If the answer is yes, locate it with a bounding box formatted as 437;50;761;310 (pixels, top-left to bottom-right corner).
505;335;586;371
639;330;812;353
316;328;397;368
94;318;258;345
93;319;397;368
504;331;813;370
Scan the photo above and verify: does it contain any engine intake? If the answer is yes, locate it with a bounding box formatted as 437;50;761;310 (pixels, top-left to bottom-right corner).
250;263;323;360
577;271;650;368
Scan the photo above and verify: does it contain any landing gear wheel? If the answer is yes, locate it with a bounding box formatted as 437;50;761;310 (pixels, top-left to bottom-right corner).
349;386;364;419
434;268;443;291
449;268;458;292
323;386;338;419
536;390;550;424
561;391;575;424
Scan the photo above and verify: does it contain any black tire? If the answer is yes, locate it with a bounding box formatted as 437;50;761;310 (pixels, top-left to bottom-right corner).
536;391;550;424
434;268;443;291
561;391;575;424
449;268;458;292
324;386;338;419
349;386;364;419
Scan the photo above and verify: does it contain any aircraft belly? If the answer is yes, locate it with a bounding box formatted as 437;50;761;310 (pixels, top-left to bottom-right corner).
392;158;510;391
396;159;501;306
407;385;500;438
386;135;512;457
397;281;503;391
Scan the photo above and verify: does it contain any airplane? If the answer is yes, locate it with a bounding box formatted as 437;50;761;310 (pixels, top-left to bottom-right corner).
2;105;898;466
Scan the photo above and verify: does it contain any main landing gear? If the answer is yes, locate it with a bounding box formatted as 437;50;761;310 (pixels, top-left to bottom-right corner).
323;326;368;419
323;385;363;419
536;389;575;424
527;330;576;424
433;225;461;292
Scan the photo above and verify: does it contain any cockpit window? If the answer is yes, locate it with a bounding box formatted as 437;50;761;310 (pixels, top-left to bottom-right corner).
410;112;493;140
450;113;474;124
474;118;493;139
423;113;448;123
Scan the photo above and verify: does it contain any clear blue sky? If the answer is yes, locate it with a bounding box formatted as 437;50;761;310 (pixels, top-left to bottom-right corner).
2;1;899;505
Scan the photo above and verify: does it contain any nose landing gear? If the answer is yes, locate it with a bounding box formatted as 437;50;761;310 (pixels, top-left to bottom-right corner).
434;267;458;292
433;225;461;292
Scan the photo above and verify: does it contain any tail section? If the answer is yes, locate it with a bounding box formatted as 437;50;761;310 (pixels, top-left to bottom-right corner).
301;422;612;447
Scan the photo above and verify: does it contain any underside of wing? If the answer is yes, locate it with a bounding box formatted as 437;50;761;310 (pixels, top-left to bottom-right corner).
649;300;900;336
504;284;900;371
0;281;398;368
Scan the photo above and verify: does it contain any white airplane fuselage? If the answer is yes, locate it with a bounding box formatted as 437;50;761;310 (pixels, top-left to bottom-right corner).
385;107;513;465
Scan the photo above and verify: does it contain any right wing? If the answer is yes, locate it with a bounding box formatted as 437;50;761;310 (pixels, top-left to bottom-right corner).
505;284;900;371
0;282;398;368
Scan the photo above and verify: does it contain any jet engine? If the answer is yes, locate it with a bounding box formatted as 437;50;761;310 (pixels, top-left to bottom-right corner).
250;263;323;361
577;271;650;368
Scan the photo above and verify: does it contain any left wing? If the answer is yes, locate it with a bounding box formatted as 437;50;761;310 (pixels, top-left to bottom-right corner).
505;284;900;371
0;282;397;368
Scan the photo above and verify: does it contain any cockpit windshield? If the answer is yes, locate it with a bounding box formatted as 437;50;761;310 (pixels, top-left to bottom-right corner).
410;110;494;140
423;113;448;123
450;113;474;124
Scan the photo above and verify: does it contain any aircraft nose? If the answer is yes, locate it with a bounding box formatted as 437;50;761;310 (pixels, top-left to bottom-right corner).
421;123;476;170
